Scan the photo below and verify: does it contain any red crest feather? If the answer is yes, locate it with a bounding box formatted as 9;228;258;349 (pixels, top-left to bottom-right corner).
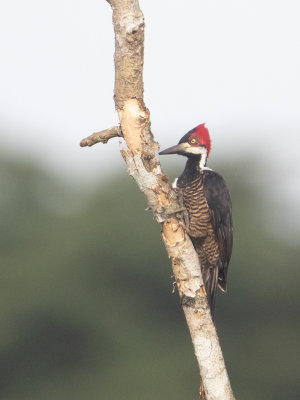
190;123;211;157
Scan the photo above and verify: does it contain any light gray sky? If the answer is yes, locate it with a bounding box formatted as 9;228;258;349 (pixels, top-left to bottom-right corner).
0;0;299;233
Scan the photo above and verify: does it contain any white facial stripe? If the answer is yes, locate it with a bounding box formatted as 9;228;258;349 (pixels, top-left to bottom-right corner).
199;148;207;169
183;145;208;169
172;178;178;188
184;147;203;155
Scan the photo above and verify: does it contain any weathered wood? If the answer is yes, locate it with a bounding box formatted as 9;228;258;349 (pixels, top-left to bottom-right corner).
80;126;122;147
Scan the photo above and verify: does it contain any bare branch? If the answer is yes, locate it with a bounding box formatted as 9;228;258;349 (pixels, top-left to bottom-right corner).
80;126;122;147
85;1;236;398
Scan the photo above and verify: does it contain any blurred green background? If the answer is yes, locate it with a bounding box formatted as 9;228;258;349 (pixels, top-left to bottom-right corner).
1;152;299;400
1;0;300;398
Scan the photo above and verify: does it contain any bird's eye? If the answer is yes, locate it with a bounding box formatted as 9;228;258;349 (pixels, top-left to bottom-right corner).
190;138;197;144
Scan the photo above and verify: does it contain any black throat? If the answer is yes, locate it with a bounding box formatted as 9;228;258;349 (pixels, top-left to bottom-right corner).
179;156;202;185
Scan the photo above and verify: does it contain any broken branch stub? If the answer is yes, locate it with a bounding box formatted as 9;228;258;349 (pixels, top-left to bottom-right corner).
80;126;122;147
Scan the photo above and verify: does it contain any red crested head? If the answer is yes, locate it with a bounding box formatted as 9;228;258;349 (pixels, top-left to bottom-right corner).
159;123;212;166
178;123;211;158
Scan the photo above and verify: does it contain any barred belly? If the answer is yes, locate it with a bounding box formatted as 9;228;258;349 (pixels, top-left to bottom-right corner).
181;174;211;238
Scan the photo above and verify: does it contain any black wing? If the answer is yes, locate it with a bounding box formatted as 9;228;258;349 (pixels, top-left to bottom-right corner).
203;169;233;291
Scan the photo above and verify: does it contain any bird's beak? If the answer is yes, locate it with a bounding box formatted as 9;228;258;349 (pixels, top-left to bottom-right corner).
159;142;188;155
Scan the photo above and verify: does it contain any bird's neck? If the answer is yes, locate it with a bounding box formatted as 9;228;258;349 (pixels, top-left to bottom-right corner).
186;154;207;172
181;157;202;181
179;153;211;185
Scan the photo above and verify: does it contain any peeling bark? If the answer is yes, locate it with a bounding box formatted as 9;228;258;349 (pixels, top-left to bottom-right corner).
81;1;236;399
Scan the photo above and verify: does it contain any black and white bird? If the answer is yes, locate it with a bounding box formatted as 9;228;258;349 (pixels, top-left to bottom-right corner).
159;124;233;319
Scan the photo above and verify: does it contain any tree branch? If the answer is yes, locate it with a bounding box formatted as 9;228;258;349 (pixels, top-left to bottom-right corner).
80;126;122;147
84;1;235;398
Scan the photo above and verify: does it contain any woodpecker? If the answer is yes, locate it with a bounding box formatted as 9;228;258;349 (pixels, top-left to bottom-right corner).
159;124;233;319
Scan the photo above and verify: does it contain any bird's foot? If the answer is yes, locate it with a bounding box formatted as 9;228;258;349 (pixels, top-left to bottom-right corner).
157;201;191;233
153;202;186;223
175;190;191;232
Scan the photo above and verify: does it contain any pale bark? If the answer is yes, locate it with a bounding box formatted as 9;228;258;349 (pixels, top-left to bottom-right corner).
80;126;122;147
81;1;235;399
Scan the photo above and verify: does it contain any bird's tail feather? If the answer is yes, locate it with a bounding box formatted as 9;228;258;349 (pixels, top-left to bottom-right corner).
202;266;218;322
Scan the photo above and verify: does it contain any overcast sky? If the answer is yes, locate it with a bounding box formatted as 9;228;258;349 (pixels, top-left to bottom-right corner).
0;0;299;233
